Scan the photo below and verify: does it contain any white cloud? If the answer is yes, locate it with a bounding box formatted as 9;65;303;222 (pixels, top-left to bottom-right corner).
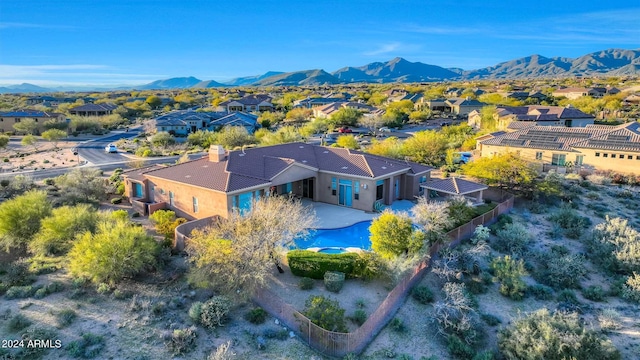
364;43;403;56
0;64;165;85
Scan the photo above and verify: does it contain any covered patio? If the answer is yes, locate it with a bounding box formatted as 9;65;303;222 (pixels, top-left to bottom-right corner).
421;177;488;205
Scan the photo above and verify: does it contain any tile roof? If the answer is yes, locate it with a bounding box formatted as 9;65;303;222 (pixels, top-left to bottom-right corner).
70;103;118;112
497;105;594;121
133;142;433;193
0;109;63;117
480;122;640;152
219;94;272;106
447;98;486;106
422;177;488;195
210;112;258;128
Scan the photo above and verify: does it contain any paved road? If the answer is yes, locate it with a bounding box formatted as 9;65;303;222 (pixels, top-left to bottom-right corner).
77;129;142;165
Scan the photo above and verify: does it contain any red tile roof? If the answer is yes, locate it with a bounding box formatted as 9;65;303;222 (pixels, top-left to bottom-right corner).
422;177;488;195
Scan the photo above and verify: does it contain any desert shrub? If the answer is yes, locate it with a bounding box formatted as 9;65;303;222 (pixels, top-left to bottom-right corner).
34;288;48;299
447;334;475;359
0;190;51;251
412;285;434;304
389;317;406;333
547;205;590;239
489;214;513;234
353;251;386;280
498;309;620;360
324;271;345;293
586;192;601;200
586;174;611;185
188;301;203;324
583;285;606;302
56;309;77;328
598;308;622;332
6;313;31;332
5;285;41;299
3;260;35;286
370;210;425;258
480;313;501;326
490;255;527;300
110;197;122;204
447;196;476;228
588;216;640;274
18;326;59;359
263;327;289;340
471;225;490;244
622;272;640;303
494;223;531;255
244;307;267;324
149;210;187;240
302;295;347;332
96;283;111;294
66;333;106;359
351;309;367;326
298;277;314;290
539;253;586;289
164;326;197;356
200;296;231;329
556;289;579;305
432;282;480;344
287;250;359;279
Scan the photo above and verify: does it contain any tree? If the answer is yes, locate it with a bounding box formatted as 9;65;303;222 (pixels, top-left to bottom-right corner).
335;135;358;149
327;107;362;128
56;168;109;205
383;100;414;125
366;137;403;159
257;111;285;128
284;108;312;124
401;130;448;166
498;309;620;360
358;115;384;135
41;129;67;149
411;197;453;234
145;95;162;109
150;131;176;148
13;118;38;134
216;126;256;149
408;110;431;123
68;216;160;284
0;190;51;251
461;152;538;193
259;126;302;146
187;196;315;297
302;295;347;332
21;134;39;151
149;210;187;241
370;210;424;259
490;255;527;300
30;204;98;256
0;134;8;149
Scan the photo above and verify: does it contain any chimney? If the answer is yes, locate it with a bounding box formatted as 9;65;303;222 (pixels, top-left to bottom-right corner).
208;145;226;162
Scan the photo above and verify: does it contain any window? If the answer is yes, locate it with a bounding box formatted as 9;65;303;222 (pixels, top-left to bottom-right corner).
159;188;165;195
595;152;600;157
575;155;584;166
376;180;384;201
192;197;198;213
535;152;543;160
14;118;20;123
611;154;616;158
169;191;174;206
354;181;359;200
419;175;427;183
331;177;336;196
628;155;633;160
551;153;566;166
603;153;608;158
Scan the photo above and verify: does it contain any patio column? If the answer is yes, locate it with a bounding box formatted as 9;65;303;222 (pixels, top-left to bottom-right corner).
476;190;483;204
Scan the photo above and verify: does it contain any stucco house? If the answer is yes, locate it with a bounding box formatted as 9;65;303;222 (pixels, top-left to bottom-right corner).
0;109;67;134
123;143;433;219
476;122;640;174
217;95;273;112
468;105;595;130
445;98;486;117
69;103;118;116
312;102;378;119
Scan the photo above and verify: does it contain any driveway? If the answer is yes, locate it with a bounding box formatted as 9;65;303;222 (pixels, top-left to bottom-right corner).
77;129;142;165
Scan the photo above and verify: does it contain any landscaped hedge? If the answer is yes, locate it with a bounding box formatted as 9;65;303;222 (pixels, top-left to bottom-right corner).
287;250;359;279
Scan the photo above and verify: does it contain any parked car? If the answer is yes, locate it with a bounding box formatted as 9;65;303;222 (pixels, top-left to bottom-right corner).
338;127;353;133
105;144;118;153
379;126;395;133
453;152;472;164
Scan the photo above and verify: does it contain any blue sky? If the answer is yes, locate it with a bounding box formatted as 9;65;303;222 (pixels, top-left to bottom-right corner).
1;0;639;86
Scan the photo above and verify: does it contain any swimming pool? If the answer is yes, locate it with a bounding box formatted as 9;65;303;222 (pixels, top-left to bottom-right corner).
294;220;373;251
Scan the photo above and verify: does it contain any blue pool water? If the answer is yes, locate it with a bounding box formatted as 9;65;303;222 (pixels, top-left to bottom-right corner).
294;221;373;251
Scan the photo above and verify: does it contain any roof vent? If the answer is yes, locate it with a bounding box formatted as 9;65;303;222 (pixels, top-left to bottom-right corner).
382;166;387;169
342;166;348;169
185;175;191;178
239;153;245;157
202;165;209;168
299;145;304;148
323;151;329;154
302;160;307;163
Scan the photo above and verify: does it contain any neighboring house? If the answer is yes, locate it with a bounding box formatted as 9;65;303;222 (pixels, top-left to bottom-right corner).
445;98;486;117
209;112;259;134
312;102;378;119
476;122;640;174
388;93;423;103
69;103;118;116
419;98;448;112
468;105;595;130
501;91;548;103
550;87;620;99
623;94;640;106
217;94;273;112
0;109;67;134
293;97;345;109
123;143;433;219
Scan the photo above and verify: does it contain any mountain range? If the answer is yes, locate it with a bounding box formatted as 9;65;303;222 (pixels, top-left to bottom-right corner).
2;48;639;93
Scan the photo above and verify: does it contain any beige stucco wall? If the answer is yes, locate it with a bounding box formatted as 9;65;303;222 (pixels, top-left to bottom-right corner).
0;115;66;134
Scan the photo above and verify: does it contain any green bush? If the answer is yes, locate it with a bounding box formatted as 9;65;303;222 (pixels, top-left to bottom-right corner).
481;313;501;326
303;295;347;332
489;214;513;234
583;285;606;302
110;197;122;204
494;223;531;255
66;333;105;359
4;260;35;286
412;286;434;304
188;301;203;324
244;307;267;324
324;271;345;293
529;284;554;300
447;335;475;359
298;277;314;290
548;205;590;239
539;253;586;289
5;285;41;299
6;313;31;332
351;309;367;326
490;256;527;300
588;216;640;275
56;309;77;328
200;296;231;329
389;317;406;333
164;326;197;356
18;326;59;359
556;289;579;305
287;250;359;279
263;327;289;340
498;309;620;360
622;272;640;303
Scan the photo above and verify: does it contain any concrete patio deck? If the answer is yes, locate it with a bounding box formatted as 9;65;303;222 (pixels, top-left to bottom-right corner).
302;199;416;229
